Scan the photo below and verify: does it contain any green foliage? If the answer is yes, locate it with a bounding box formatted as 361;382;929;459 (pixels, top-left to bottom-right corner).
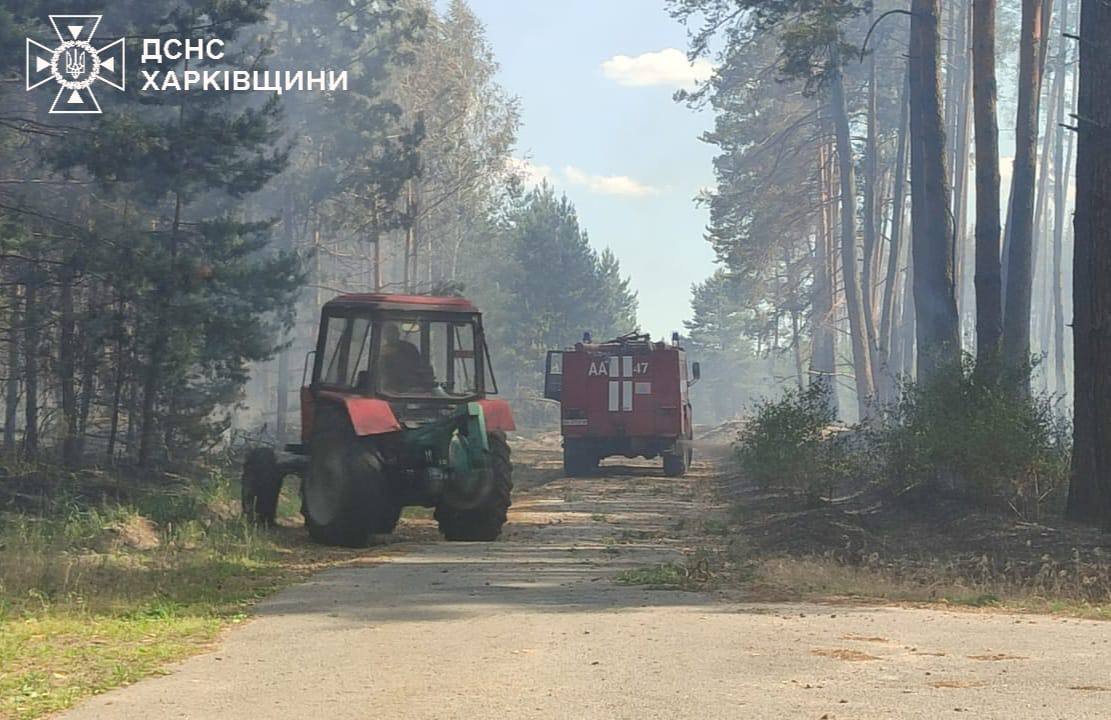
734;357;1072;519
669;0;872;94
735;383;839;499
873;358;1071;517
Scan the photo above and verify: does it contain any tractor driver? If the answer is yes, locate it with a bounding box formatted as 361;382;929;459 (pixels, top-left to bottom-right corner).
380;322;426;393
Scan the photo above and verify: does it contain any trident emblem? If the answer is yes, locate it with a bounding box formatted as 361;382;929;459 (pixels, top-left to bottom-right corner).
64;48;86;79
25;15;126;114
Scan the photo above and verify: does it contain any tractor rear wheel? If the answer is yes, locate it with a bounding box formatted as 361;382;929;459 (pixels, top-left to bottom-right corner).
563;442;597;477
435;431;512;541
241;447;283;525
304;407;401;547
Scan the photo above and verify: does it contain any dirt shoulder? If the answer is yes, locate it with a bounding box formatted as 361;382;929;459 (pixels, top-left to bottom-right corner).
708;438;1111;617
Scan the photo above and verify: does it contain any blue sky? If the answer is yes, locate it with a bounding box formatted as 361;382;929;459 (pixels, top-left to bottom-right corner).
465;0;719;339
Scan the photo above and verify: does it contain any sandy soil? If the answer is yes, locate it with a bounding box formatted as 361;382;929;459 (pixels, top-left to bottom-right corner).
60;439;1111;719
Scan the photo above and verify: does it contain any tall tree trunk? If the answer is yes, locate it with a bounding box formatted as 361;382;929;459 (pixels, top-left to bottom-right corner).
275;196;295;443
1002;0;1046;370
973;0;1004;369
952;0;975;332
879;70;911;398
862;15;881;395
139;189;183;466
59;269;79;464
788;246;805;391
810;139;840;415
896;247;917;378
1033;67;1061;381
77;301;99;443
4;282;21;454
22;277;39;458
1066;0;1111;527
106;299;127;462
909;0;962;379
829;47;876;418
1052;3;1076;397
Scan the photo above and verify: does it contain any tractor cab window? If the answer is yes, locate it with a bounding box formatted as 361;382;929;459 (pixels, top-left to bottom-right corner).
378;319;479;399
319;316;372;388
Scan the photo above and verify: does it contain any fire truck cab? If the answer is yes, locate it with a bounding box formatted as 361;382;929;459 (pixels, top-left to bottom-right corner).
543;333;700;477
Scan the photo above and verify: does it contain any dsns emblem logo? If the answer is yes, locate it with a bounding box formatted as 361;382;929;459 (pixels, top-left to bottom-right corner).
26;15;125;114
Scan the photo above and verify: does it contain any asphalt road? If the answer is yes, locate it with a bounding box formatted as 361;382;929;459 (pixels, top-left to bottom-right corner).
62;440;1111;720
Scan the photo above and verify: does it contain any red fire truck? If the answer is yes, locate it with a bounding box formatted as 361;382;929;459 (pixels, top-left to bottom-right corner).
543;333;700;477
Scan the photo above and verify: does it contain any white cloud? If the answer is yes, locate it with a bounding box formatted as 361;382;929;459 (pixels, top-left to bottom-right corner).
563;165;657;197
506;157;552;187
600;48;713;89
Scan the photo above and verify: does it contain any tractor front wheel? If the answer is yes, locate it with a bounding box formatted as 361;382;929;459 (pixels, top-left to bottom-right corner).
242;447;283;525
304;407;400;547
435;431;512;541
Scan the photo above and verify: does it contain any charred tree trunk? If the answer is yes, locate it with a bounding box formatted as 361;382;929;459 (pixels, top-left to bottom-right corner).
973;0;1004;369
1002;0;1046;371
829;47;876;417
1066;0;1111;527
909;0;962;380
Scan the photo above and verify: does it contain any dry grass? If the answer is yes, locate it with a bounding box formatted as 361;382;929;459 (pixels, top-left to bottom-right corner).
840;633;888;642
810;648;879;661
747;555;1111;618
930;679;986;689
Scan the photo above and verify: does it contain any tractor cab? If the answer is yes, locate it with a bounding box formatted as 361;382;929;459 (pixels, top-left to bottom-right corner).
310;293;493;398
299;294;507;440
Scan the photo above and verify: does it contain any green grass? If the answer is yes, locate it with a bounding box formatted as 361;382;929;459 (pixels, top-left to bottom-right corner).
701;518;729;536
0;464;348;720
614;562;712;591
615;563;687;588
400;505;434;520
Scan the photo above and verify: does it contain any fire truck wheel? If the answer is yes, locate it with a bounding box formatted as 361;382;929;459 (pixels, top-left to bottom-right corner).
563;444;597;477
241;447;283;525
663;450;687;478
436;431;513;541
304;407;400;547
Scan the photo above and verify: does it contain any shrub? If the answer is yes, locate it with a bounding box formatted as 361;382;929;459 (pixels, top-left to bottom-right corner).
873;356;1070;518
735;383;839;499
734;357;1071;519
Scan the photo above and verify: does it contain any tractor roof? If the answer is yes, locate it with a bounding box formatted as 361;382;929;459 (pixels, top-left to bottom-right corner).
324;293;479;314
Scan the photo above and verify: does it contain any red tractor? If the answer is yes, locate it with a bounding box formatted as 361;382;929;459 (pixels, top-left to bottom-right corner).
543;332;699;477
241;294;515;546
